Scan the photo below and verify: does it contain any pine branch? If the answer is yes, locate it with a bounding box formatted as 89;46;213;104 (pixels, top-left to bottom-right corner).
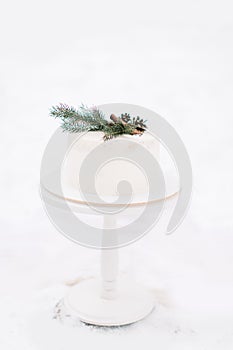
49;103;147;141
50;104;108;133
103;122;135;140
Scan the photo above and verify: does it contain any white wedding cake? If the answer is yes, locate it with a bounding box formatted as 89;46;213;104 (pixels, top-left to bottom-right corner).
61;131;160;205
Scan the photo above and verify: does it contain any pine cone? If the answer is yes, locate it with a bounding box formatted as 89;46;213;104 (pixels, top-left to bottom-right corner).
132;116;147;129
120;113;131;124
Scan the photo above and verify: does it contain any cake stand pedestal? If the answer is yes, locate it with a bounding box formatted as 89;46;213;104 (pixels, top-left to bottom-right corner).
41;180;178;326
64;214;155;326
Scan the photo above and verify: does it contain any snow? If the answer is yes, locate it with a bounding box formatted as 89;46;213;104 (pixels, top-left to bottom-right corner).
1;203;233;349
1;0;233;348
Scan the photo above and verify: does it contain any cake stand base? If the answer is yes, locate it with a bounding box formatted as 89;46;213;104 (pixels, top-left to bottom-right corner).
64;278;155;326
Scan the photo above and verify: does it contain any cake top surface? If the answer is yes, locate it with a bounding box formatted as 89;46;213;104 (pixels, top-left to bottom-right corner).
67;130;158;145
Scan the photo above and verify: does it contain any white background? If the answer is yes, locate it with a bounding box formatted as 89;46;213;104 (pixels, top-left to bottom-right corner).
1;0;233;349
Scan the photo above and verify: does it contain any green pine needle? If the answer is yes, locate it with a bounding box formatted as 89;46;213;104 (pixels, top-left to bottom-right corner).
50;103;147;141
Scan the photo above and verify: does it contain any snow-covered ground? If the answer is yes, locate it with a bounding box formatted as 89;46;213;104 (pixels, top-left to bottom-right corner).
1;0;233;349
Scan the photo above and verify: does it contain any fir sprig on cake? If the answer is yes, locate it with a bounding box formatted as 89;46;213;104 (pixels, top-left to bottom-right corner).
50;104;147;141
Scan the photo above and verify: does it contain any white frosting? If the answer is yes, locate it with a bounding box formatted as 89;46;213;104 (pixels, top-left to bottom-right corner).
61;131;160;204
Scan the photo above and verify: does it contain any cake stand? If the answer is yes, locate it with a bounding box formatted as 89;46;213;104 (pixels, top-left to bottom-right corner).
41;183;179;326
40;113;182;326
